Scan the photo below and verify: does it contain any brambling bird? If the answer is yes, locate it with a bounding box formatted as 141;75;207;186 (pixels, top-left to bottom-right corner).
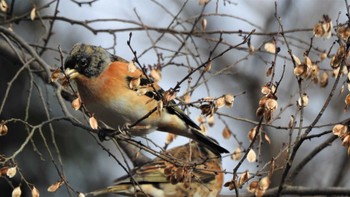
86;141;223;197
63;43;228;154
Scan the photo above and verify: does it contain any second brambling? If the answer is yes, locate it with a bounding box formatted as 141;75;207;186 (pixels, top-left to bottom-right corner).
86;141;223;197
63;43;228;154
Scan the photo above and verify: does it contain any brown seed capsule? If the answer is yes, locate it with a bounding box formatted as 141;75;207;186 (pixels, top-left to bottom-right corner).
264;133;271;144
345;94;350;105
224;94;234;108
0;123;8;136
248;127;256;142
129;77;141;90
207;115;215;127
231;147;242;160
6;166;16;178
204;61;212;72
201;18;207;32
12;186;21;197
163;90;176;103
78;192;85;197
259;176;271;191
342;135;350;146
0;0;8;13
264;42;276;54
47;180;64;192
89;115;98;130
247;180;259;193
222;126;231;139
149;68;162;82
247;149;256;163
215;97;225;108
30;7;36;21
332;124;348;137
128;60;137;73
313;23;323;37
297;93;309;107
264;99;278;111
320;71;328;87
71;97;82;110
293;63;307;77
31;186;40;197
50;68;62;82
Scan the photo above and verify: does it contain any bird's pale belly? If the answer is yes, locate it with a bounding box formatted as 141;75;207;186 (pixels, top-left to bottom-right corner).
84;98;158;135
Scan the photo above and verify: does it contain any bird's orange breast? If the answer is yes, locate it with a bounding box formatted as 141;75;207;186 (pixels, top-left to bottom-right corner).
73;61;162;132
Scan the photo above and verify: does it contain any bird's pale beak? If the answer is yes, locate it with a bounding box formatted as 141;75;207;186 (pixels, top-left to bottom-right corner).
64;68;79;79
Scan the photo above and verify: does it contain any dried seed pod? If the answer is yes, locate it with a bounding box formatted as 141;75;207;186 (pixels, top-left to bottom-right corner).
247;180;259;193
259;176;271;191
204;61;212;72
264;99;278;111
50;68;62;82
261;85;271;95
129;77;141;90
224;94;234;108
71;97;82;110
248;127;257;142
0;123;8;136
320;71;328;87
332;124;347;137
231;147;242;160
293;63;307;77
207;115;215;127
6;166;16;178
12;186;21;197
292;54;301;65
320;52;327;60
264;42;276;54
264;132;271;144
297;93;309;107
30;7;36;20
89;115;98;130
222;126;231;139
215;97;225;108
128;60;137;73
149;68;161;82
239;171;250;186
47;180;64;192
0;0;8;12
78;193;85;197
201;18;207;31
247;149;256;163
163;89;176;103
31;186;40;197
342;135;350;146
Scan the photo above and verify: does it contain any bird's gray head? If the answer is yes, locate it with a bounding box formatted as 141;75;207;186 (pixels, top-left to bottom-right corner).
64;43;112;78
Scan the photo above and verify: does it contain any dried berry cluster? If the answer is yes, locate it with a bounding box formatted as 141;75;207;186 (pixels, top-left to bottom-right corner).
163;164;193;188
256;84;278;122
333;124;350;154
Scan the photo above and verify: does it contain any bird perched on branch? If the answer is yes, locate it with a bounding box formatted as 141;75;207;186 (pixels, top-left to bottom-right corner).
86;141;223;197
63;43;228;154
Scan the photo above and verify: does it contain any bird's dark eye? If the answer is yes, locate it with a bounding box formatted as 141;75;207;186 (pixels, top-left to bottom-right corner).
79;58;88;67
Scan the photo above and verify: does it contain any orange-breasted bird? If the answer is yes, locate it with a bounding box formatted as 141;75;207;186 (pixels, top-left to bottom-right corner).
63;43;228;154
86;141;223;197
